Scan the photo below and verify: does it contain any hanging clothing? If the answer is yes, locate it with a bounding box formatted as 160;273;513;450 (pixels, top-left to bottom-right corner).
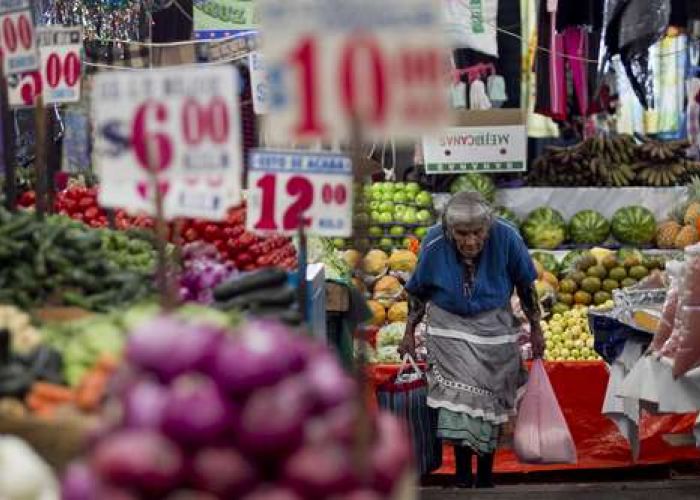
688;78;700;157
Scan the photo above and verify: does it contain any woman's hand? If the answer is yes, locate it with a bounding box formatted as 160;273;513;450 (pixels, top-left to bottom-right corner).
530;321;545;359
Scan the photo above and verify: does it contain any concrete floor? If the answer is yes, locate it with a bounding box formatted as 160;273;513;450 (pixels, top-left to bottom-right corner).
420;480;700;499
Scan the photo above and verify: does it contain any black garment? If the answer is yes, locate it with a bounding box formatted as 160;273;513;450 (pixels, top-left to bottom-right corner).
152;0;194;43
454;446;473;488
476;452;496;488
556;0;605;31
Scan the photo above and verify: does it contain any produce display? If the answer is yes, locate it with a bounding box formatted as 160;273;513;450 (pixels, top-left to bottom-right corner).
19;186;298;272
0;209;154;311
656;179;700;249
62;318;411;499
178;243;237;305
532;248;664;314
528;135;700;187
520;205;659;250
449;173;496;202
343;181;435;252
542;307;602;361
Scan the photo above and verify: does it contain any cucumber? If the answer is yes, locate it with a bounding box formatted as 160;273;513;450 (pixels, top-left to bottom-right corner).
213;267;288;302
215;285;296;310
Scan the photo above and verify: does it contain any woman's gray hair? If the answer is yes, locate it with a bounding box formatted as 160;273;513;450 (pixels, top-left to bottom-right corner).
442;191;495;230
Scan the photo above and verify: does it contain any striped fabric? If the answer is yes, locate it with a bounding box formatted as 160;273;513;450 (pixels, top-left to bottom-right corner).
377;369;442;476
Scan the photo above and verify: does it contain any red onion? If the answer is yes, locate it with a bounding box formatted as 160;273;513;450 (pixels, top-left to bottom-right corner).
305;403;359;447
91;430;184;494
190;447;259;497
242;487;303;500
212;321;306;398
61;462;99;500
125;317;223;381
122;378;168;429
165;491;219;500
304;352;356;411
161;373;235;447
370;413;412;494
235;376;312;458
96;487;140;500
282;443;358;497
331;491;384;500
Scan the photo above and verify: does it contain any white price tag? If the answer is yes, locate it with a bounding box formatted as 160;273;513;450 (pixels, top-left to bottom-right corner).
258;0;448;143
249;51;268;115
0;0;38;75
246;150;353;237
92;66;244;221
37;26;82;105
6;69;39;108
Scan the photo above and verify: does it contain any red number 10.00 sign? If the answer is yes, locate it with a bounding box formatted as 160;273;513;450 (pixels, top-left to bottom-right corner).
258;0;449;144
246;150;353;238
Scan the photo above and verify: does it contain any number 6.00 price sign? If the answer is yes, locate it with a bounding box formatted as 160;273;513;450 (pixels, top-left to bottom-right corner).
92;66;243;221
258;0;448;144
246;150;353;237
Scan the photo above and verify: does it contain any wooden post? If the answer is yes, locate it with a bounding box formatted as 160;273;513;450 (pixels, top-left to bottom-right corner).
0;70;17;211
147;140;175;311
45;106;61;214
34;96;48;219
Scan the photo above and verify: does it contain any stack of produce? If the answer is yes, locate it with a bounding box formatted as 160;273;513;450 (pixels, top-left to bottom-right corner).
62;318;412;499
213;268;302;326
532;248;664;313
521;205;657;249
656;178;700;250
0;209;154;311
528;135;700;187
346;181;434;252
20;186;298;272
541;307;603;361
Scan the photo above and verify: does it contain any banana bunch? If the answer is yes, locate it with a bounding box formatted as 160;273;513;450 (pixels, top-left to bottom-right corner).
633;138;692;186
586;135;636;165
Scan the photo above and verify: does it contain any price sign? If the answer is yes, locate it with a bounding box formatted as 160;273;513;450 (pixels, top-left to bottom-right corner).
6;69;38;108
258;0;448;143
249;51;268;115
37;26;82;105
92;66;243;220
246;149;353;237
0;0;38;75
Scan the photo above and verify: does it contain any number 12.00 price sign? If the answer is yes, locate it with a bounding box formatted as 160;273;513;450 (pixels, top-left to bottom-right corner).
92;66;243;221
246;150;353;237
258;0;448;144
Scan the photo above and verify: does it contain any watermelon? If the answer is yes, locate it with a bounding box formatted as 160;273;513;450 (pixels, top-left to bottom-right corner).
521;207;567;249
449;173;496;203
611;206;657;245
531;251;559;275
569;210;610;245
494;206;520;228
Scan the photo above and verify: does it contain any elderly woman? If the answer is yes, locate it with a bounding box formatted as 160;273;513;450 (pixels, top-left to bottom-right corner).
399;191;544;488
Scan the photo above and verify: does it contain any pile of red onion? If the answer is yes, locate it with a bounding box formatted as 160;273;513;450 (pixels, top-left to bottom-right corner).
62;317;411;499
178;243;237;305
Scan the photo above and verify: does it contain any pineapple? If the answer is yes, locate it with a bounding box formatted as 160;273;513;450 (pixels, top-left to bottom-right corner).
683;177;700;226
674;225;699;250
657;220;682;249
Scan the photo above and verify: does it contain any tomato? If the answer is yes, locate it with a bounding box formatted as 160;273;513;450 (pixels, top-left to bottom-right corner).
60;198;78;214
236;233;255;249
236;252;253;266
79;197;96;209
213;239;227;254
18;191;35;207
183;228;199;242
84;207;100;222
72;213;84;222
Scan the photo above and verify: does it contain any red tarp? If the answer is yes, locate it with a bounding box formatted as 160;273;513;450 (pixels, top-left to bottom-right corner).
368;361;700;473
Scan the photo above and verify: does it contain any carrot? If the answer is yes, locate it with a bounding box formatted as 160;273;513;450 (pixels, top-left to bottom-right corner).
26;393;49;412
95;353;120;374
30;382;75;404
75;370;109;412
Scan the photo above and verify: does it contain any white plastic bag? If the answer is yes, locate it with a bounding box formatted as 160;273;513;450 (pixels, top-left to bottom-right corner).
513;360;577;464
441;0;499;56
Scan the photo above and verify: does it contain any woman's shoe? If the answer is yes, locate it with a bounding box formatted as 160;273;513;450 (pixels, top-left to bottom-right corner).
475;452;495;488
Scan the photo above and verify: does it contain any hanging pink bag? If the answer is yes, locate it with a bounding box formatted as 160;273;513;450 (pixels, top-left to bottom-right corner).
513;360;577;464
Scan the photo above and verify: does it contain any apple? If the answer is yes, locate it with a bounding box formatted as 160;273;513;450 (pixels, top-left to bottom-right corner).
393;182;406;190
402;208;418;224
370;200;381;210
332;238;346;249
370;211;381;221
416;209;432;223
406;182;421;193
393;191;408;204
369;226;383;237
402;237;413;248
389;226;405;236
414;226;428;238
379;237;393;250
378;212;393;224
394;204;407;215
416;191;433;207
379;201;394;213
382;192;395;202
